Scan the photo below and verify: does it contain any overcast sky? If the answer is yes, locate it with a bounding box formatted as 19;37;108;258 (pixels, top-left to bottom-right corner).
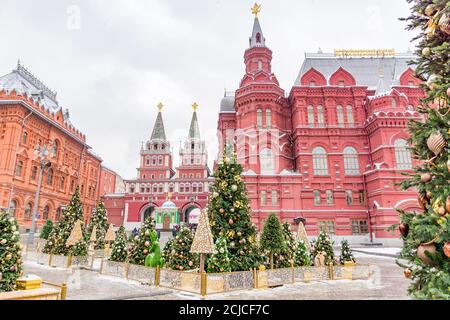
0;0;416;179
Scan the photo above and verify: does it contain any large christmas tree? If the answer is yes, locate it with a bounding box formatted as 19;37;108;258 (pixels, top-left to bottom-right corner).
0;210;23;292
166;225;199;271
86;200;109;250
128;217;156;265
208;153;262;271
42;187;88;256
275;222;297;268
260;213;286;269
394;0;450;300
110;226;128;262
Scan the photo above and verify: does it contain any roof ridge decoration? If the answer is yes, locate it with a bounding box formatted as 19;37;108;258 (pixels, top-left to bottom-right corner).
15;60;58;103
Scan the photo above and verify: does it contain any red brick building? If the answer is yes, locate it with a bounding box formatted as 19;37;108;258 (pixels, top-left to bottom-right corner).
216;14;424;244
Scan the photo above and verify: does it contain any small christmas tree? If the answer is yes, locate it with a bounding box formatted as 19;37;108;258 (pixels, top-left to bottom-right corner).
167;225;199;271
161;239;174;268
128;217;156;265
39;220;53;240
86;200;109;250
208;152;262;271
275;222;296;268
207;237;231;273
294;239;312;266
110;226;127;262
191;208;216;273
312;230;335;265
43;187;88;256
339;239;356;265
261;213;286;269
66;220;88;256
297;221;311;252
0;210;23;292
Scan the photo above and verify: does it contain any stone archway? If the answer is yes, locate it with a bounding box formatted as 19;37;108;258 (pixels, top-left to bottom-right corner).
141;206;155;223
184;206;201;224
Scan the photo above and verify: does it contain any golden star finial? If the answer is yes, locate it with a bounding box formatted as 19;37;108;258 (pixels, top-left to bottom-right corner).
157;102;164;111
251;3;261;18
192;102;199;111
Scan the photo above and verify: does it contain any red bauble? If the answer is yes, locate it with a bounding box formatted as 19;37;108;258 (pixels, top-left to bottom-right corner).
420;173;431;183
229;219;234;225
399;224;409;238
417;243;436;265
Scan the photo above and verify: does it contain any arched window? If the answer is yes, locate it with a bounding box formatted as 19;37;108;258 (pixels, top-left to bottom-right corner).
24;202;32;220
153;184;158;193
152;156;157;165
43;206;50;220
52;140;59;157
256;33;261;43
346;105;354;126
343;147;360;175
309;80;316;87
336;105;344;127
392;98;397;108
31;166;38;181
47;169;53;185
180;184;185;193
313;147;329;175
307;105;315;127
158;184;163;193
158;156;163;165
9;200;17;217
192;183;198;193
257;109;263;128
15;161;23;177
258;60;263;70
185;183;191;193
260;148;275;174
198;183;203;193
55;207;62;221
22;132;28;144
395;139;412;169
317;105;325;127
60;176;65;190
266;109;272;129
169;183;174;193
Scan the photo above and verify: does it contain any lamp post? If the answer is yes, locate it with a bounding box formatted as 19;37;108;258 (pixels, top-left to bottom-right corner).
27;143;55;248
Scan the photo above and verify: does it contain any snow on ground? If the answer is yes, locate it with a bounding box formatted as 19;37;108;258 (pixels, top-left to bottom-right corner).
353;247;401;255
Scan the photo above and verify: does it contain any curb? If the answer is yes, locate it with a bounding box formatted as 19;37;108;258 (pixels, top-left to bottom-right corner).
352;249;399;258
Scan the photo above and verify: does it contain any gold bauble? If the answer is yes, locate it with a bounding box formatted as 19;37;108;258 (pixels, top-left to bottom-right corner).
443;242;450;258
420;173;432;183
404;268;412;279
424;4;436;16
427;132;446;155
422;47;431;57
417;243;436;265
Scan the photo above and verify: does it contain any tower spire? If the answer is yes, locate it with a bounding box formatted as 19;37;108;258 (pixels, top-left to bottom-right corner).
249;3;265;48
151;102;167;140
188;102;201;140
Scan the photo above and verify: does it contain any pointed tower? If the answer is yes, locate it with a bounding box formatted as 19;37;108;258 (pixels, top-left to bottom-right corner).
176;103;210;206
232;4;292;174
138;103;174;182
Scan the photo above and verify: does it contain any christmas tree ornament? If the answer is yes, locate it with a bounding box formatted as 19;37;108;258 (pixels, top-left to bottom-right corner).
439;13;450;35
420;173;432;182
404;268;412;279
231;184;238;192
424;4;436;16
426;191;433;200
422;47;431;57
417;243;436;265
228;219;234;225
427;132;446;155
437;207;446;216
190;208;216;273
447;86;450;98
443;242;450;258
145;241;150;247
399;223;409;238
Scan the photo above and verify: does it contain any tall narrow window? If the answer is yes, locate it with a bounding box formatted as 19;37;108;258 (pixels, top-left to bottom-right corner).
169;184;174;193
358;190;366;204
257;109;263;129
60;176;65;190
24;203;32;220
47;169;53;185
43;206;50;220
317;105;324;127
326;190;334;204
307;105;315;127
15;161;23;177
271;190;278;205
395;139;412;169
346;190;353;205
336;105;344;127
343;147;360;175
22;132;28;144
392;98;397;108
198;183;203;193
312;147;328;175
52;140;59;157
31;166;38;181
346;105;354;126
261;191;267;206
313;190;321;205
266;109;272;129
256;33;261;43
9;200;17;217
260;148;275;174
258;60;263;70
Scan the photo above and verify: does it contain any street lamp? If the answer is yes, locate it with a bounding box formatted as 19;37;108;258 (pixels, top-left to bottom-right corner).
27;142;55;248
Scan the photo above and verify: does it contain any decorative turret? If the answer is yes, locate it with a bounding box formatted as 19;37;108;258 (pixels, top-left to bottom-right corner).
188;102;201;140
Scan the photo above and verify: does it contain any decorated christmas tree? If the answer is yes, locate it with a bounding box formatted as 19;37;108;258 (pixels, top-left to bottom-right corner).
86;200;109;250
161;238;174;268
42;187;88;256
208;152;262;271
274;222;297;268
312;230;335;266
207;237;231;273
110;226;128;262
191;208;216;273
392;0;450;300
0;210;23;292
339;240;356;265
128;217;156;265
294;239;312;267
166;225;199;271
261;213;286;269
39;219;53;240
66;220;88;256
